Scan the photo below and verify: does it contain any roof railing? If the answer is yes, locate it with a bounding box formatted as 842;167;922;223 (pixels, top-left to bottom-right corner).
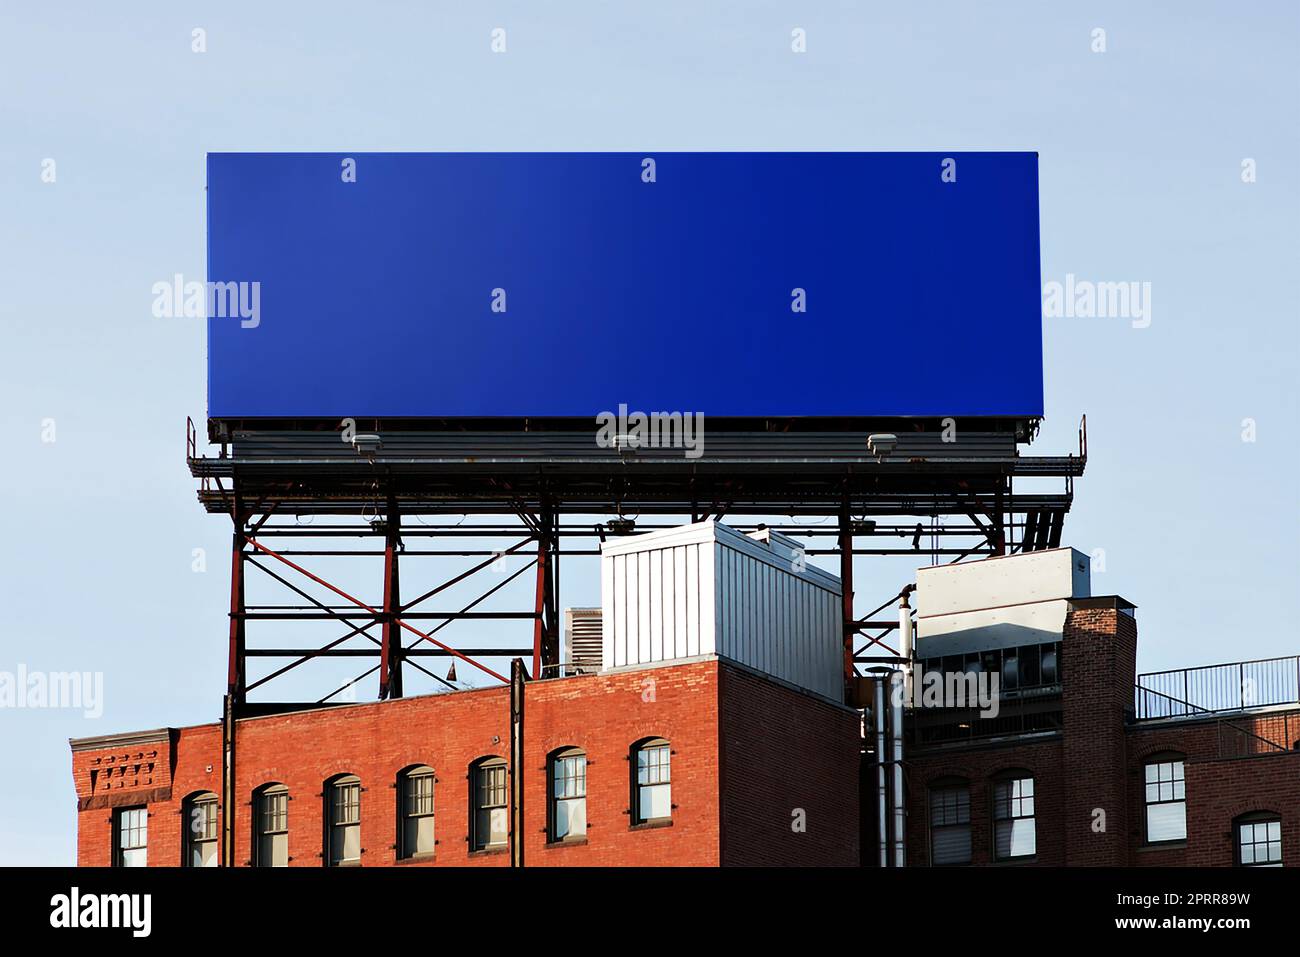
1134;655;1300;720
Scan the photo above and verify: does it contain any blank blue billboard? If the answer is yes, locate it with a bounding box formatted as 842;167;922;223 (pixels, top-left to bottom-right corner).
206;152;1043;419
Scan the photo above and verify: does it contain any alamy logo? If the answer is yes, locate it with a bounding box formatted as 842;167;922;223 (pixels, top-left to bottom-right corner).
893;666;1001;718
595;404;704;459
151;274;261;328
50;887;151;938
0;665;102;718
1042;274;1152;328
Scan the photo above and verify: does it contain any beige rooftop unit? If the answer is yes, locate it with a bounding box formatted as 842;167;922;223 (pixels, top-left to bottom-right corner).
915;547;1092;657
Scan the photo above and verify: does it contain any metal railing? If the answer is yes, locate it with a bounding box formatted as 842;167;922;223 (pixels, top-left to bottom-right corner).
1134;655;1300;719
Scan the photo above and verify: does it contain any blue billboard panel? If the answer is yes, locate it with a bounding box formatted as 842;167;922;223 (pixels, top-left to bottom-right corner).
207;152;1042;419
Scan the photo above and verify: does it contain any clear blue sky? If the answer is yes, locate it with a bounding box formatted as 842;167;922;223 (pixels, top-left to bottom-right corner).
0;2;1296;865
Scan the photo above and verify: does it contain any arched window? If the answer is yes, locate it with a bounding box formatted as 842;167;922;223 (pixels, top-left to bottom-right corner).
548;748;587;843
398;765;436;860
253;783;289;867
183;792;219;867
1143;753;1186;843
326;774;362;866
470;757;508;851
631;738;671;825
928;778;971;866
992;771;1036;860
1235;812;1282;867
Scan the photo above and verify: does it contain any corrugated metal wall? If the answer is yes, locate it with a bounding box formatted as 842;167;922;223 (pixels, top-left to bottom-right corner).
712;542;841;700
603;541;712;669
600;522;842;700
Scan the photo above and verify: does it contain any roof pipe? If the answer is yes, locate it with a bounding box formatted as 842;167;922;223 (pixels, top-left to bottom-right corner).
890;668;906;867
874;674;888;867
899;585;916;704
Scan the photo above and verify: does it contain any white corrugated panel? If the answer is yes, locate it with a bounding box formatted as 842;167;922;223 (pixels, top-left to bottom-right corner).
600;521;842;700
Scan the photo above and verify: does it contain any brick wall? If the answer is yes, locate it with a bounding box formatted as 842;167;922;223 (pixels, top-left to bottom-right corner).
902;598;1298;868
1126;712;1300;866
72;658;859;867
904;736;1065;866
1060;601;1137;865
72;728;189;867
717;664;861;866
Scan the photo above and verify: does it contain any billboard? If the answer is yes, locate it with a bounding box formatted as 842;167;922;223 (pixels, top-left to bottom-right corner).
206;152;1043;419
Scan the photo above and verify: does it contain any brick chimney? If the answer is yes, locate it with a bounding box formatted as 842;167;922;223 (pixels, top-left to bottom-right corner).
1060;596;1138;865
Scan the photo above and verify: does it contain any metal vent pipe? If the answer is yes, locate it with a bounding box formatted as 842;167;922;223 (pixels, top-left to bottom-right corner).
874;675;888;867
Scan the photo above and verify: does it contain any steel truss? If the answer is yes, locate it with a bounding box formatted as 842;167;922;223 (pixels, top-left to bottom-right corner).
190;416;1088;713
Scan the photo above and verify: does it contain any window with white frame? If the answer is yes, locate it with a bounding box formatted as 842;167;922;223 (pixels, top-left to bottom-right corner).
399;766;435;859
1144;757;1186;843
184;793;218;867
115;806;147;867
471;758;508;851
327;775;362;866
1236;813;1282;867
549;748;587;842
255;784;289;867
633;738;671;825
992;774;1036;860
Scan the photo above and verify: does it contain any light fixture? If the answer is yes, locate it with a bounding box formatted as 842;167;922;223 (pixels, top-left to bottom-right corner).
867;433;898;459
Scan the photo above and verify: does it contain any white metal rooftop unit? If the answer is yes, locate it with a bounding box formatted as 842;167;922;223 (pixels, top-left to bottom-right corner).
599;520;843;700
915;547;1091;658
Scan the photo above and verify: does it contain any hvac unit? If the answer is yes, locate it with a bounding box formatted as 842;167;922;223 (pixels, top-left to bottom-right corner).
599;520;843;700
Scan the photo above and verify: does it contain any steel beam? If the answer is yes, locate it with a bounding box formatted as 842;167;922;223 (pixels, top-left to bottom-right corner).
227;508;248;704
838;501;855;693
379;497;402;700
244;537;509;684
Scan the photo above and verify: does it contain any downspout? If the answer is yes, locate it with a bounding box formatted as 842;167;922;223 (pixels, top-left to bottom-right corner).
509;658;525;868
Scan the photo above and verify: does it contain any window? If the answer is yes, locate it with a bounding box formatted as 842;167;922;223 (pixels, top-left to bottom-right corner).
254;784;289;867
470;758;508;851
549;748;587;843
114;806;147;867
922;642;1062;703
929;782;971;865
633;738;671;825
1143;756;1186;843
184;793;218;867
992;774;1036;860
399;766;435;859
1236;813;1282;867
327;775;362;866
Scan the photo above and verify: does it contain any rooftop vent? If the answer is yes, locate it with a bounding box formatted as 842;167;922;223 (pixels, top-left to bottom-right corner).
564;608;603;676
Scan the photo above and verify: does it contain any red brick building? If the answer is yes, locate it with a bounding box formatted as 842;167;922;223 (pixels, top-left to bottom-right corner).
71;542;1297;869
902;597;1300;867
70;658;860;867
